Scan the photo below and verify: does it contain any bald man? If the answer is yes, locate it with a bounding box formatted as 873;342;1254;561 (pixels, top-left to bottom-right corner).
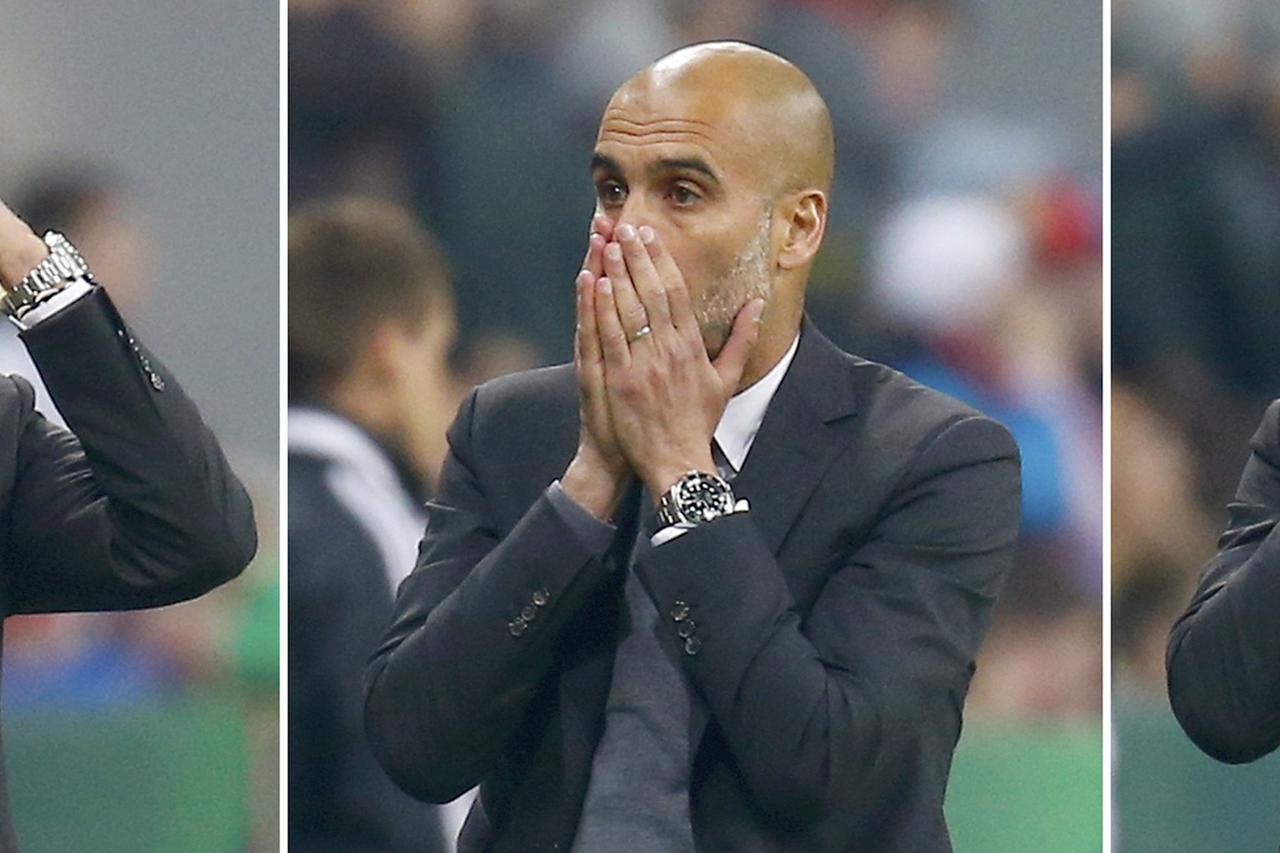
365;43;1020;852
1168;400;1280;763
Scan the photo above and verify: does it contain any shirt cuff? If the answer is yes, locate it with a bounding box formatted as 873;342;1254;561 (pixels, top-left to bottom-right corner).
9;280;95;330
546;480;616;555
650;499;751;547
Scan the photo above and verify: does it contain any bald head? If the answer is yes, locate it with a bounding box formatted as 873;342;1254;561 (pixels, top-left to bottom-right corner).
605;42;834;197
590;43;832;373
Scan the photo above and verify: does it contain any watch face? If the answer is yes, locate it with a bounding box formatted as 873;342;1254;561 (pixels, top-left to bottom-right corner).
675;472;734;523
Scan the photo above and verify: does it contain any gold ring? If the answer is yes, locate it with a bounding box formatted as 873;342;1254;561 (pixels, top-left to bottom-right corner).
629;325;652;344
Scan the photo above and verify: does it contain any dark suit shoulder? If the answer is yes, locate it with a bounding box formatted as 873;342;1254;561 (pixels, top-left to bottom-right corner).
461;366;579;499
469;364;575;432
1250;400;1280;464
0;372;36;445
288;453;388;598
842;353;1017;465
0;373;37;416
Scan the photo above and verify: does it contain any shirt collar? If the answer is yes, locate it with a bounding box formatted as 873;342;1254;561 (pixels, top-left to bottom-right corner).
714;332;800;472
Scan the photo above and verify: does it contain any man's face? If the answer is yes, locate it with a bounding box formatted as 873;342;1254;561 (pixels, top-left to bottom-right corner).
591;87;777;357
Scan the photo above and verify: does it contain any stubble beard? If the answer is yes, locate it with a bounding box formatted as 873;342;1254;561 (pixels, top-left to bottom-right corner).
694;205;776;360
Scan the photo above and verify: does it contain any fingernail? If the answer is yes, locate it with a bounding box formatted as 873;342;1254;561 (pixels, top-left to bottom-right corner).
606;243;622;261
753;300;766;321
638;225;655;244
616;224;635;241
598;278;612;294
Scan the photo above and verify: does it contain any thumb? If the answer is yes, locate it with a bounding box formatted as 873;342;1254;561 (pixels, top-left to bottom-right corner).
712;298;765;391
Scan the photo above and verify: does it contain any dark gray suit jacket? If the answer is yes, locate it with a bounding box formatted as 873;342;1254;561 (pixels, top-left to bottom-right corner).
0;287;257;851
366;319;1020;851
1168;399;1280;764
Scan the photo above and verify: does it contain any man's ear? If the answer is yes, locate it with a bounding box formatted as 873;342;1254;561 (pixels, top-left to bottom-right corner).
776;189;827;271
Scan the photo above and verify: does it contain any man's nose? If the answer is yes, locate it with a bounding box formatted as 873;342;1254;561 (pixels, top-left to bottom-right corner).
613;196;652;235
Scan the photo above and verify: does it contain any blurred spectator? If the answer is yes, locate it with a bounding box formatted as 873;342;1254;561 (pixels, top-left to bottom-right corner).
288;197;468;852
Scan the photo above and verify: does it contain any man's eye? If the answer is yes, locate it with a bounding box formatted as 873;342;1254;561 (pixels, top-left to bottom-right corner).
670;184;701;206
598;182;626;205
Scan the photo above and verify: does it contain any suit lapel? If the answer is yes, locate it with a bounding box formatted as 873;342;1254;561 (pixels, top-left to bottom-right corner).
731;317;858;556
687;319;858;755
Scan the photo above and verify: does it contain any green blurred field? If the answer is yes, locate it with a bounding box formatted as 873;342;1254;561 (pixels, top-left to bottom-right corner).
948;719;1103;852
2;707;1104;852
1113;697;1280;853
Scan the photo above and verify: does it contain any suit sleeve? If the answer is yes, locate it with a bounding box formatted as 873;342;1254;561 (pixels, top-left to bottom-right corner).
1167;401;1280;764
633;414;1021;824
364;387;618;803
3;286;257;614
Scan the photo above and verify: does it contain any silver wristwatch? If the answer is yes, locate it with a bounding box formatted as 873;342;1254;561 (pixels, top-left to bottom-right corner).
656;470;736;528
2;231;95;319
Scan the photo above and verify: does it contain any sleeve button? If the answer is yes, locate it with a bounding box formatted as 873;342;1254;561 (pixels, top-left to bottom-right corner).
669;601;690;622
520;604;537;622
683;636;702;656
532;588;550;607
677;620;696;639
508;617;528;637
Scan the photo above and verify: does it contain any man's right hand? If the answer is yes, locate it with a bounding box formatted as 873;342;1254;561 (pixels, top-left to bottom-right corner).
563;213;631;521
0;199;50;291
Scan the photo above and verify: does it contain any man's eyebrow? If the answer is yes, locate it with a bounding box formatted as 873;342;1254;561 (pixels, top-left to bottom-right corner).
590;153;622;176
590;153;722;187
650;157;722;187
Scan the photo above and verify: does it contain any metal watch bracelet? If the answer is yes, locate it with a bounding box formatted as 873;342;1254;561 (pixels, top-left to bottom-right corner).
2;231;95;319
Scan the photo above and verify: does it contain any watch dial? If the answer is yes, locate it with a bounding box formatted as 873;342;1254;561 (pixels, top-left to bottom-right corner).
677;473;733;522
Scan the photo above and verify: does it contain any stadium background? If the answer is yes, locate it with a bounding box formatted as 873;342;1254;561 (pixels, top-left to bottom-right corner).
290;0;1102;850
1;3;278;851
1112;0;1280;849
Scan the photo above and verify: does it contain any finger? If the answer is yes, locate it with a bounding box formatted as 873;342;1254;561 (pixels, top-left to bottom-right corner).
615;224;671;332
639;226;696;336
576;270;601;368
602;241;649;340
594;278;632;367
579;212;614;278
592;212;616;243
583;232;607;280
712;298;765;390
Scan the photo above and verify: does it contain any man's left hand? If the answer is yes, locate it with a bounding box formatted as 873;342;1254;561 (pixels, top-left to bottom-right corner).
592;222;764;500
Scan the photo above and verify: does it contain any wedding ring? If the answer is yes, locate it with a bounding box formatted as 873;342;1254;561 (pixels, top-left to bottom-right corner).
629;325;652;343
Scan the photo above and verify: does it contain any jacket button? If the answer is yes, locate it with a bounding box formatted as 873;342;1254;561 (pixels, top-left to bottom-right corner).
669;601;689;622
683;636;702;656
508;617;527;637
520;604;537;622
677;620;696;639
532;588;550;607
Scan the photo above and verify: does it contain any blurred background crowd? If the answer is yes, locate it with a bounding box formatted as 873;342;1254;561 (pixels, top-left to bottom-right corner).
2;4;278;852
1111;0;1280;849
289;0;1101;849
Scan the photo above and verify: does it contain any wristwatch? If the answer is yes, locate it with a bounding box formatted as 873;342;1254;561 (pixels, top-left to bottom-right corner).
656;470;736;528
2;231;95;319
